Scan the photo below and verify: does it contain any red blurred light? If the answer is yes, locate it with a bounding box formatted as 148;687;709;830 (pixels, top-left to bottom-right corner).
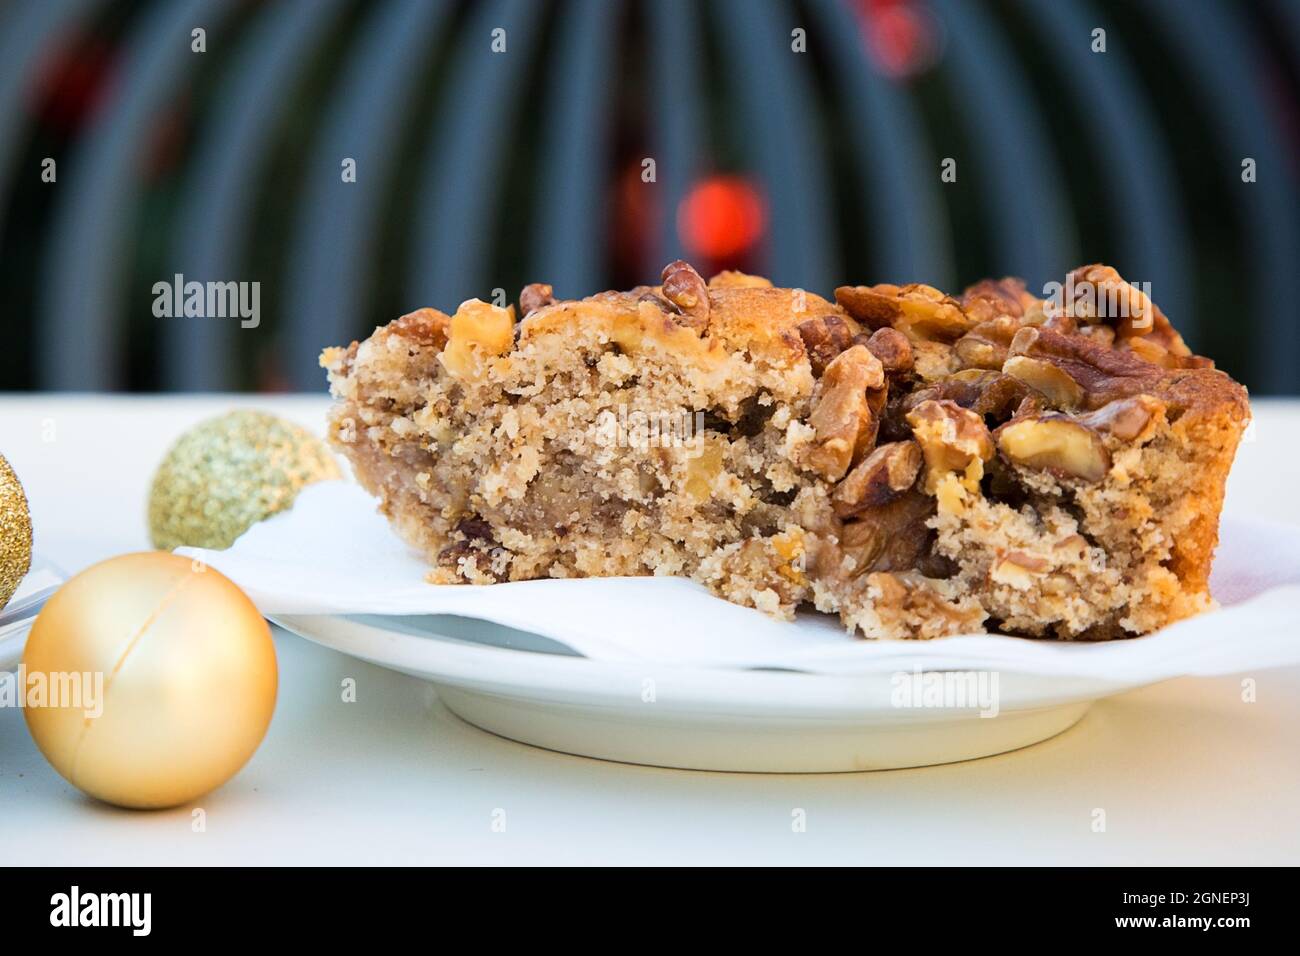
611;158;660;283
677;175;766;263
854;0;940;79
31;33;116;132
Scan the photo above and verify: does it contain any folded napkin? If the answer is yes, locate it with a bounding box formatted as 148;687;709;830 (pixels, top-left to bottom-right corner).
0;558;66;670
179;481;1300;679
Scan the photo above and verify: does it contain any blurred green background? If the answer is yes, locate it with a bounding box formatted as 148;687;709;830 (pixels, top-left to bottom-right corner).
0;0;1297;393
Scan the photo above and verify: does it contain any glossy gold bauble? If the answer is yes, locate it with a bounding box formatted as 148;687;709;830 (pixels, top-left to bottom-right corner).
23;552;277;809
0;452;33;611
147;410;340;551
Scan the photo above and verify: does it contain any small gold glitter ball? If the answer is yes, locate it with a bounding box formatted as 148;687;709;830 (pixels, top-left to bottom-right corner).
148;410;340;551
23;552;278;809
0;451;33;611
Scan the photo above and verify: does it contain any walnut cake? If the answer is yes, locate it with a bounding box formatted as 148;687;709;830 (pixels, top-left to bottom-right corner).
321;262;1249;640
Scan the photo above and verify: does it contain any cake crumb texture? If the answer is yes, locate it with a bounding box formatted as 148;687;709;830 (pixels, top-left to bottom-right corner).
323;261;1248;640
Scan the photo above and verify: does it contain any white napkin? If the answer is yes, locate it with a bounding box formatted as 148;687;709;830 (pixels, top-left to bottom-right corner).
178;481;1300;679
0;558;66;670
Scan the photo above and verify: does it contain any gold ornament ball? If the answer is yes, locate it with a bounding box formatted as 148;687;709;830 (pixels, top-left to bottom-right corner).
0;451;33;611
23;552;278;809
148;410;340;551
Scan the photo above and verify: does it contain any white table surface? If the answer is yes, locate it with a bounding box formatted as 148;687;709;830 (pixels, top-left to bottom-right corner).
1;394;1297;866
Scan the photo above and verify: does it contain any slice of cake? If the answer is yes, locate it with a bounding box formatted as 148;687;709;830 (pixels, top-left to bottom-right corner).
321;261;1249;640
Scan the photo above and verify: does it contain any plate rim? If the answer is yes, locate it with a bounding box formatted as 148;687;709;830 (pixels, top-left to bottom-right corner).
271;612;1131;718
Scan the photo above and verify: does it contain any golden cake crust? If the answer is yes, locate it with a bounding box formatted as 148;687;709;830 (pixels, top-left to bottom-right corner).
523;272;850;373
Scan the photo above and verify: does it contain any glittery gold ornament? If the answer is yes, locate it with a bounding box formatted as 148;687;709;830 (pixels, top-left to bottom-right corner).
23;552;277;809
148;410;340;551
0;452;33;611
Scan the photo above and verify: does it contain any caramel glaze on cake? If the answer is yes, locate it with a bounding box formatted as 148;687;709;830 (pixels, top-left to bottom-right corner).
322;261;1249;640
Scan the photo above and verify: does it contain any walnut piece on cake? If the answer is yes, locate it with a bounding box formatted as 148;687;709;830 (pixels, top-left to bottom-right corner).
321;262;1249;641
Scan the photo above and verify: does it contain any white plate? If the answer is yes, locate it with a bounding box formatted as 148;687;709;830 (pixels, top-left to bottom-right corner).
272;613;1131;772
